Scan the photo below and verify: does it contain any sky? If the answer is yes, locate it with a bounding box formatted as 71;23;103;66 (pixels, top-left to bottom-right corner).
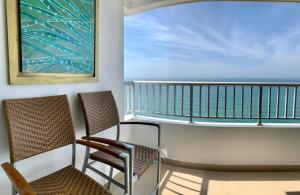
125;2;300;81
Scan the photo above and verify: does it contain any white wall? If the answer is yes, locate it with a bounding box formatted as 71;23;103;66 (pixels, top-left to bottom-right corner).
0;0;127;194
131;120;300;165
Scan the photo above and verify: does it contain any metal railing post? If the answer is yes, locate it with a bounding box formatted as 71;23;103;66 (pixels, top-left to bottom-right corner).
258;86;263;126
189;85;193;123
132;83;135;116
126;84;130;113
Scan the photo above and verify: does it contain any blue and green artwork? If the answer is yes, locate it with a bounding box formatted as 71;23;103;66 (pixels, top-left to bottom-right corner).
19;0;95;74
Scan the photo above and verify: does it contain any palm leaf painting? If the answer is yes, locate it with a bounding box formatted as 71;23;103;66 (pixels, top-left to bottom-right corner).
20;0;95;74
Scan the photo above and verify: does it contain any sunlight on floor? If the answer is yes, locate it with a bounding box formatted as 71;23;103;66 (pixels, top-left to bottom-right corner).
110;163;300;195
161;171;202;195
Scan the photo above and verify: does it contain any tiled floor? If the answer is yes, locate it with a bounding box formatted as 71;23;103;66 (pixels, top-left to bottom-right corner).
110;163;300;195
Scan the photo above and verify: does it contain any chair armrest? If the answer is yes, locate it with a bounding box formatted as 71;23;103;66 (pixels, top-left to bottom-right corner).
1;163;36;195
76;140;129;160
82;136;134;151
120;121;160;128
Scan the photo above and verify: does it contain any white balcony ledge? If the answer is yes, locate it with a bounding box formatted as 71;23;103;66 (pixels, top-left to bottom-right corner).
125;114;300;169
126;114;300;128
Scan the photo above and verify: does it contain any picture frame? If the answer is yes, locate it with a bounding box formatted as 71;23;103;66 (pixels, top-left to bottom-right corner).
6;0;99;85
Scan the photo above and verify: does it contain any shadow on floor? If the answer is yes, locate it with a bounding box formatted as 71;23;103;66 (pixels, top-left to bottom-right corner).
286;192;300;195
160;169;202;195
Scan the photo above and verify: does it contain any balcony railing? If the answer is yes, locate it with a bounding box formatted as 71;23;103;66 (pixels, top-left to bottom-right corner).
125;81;300;125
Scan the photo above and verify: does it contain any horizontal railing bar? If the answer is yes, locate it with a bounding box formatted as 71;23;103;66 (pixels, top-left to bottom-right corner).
135;110;300;119
142;112;300;120
151;112;190;117
193;116;259;119
125;81;300;87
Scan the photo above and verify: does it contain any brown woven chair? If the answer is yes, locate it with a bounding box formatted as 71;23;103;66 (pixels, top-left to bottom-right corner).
78;91;161;195
1;95;130;195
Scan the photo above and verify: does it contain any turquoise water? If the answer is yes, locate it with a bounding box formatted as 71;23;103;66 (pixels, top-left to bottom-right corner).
125;84;300;124
20;0;95;74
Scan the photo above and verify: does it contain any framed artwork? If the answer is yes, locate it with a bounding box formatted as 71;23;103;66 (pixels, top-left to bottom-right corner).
6;0;99;85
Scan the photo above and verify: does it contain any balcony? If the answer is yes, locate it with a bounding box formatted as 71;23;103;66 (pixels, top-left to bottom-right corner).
121;80;300;194
0;1;300;195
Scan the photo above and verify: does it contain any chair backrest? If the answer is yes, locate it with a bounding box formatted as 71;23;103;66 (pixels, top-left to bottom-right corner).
3;95;75;163
78;91;120;136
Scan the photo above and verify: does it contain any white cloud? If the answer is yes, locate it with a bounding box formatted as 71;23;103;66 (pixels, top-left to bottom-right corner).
125;6;300;81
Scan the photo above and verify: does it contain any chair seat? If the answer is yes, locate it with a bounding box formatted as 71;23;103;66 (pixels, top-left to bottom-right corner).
90;144;158;177
30;166;111;195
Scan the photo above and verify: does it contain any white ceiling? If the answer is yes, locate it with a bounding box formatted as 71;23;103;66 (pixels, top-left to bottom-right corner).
124;0;199;15
124;0;300;15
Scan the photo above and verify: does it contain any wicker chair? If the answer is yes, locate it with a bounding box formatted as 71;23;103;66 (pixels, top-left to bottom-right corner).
1;95;130;195
78;91;161;195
